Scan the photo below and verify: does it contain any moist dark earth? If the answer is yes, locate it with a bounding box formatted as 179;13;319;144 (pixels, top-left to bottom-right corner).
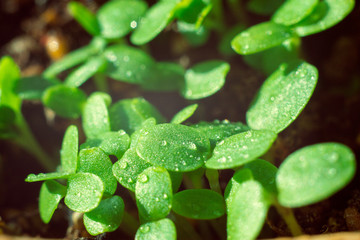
0;0;360;239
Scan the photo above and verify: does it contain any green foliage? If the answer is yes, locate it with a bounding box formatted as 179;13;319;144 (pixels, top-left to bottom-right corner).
172;189;225;219
136;123;211;172
277;143;356;207
19;0;358;239
246;61;318;133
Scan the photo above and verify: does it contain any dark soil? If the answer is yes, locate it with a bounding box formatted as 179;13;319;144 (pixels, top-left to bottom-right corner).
0;0;360;239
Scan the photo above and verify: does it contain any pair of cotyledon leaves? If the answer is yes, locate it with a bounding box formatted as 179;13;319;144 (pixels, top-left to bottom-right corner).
232;0;354;55
226;142;356;240
68;0;212;45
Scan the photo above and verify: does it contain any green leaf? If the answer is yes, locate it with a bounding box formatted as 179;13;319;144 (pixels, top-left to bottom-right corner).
39;180;67;223
277;143;356;207
135;166;173;221
112;148;152;191
135;218;176;240
104;44;156;84
43;44;98;78
64;56;107;87
175;0;211;24
83;195;125;235
0;105;16;126
97;0;148;39
42;85;87;119
177;21;210;47
131;0;177;45
272;0;319;26
205;130;277;169
81;130;130;159
227;180;271;240
60;125;78;173
83;93;110;138
243;37;301;76
182;60;230;100
224;168;253;208
0;56;21;112
171;104;198;124
25;172;73;182
294;0;355;37
231;22;295;55
15;75;60;100
136;123;211;172
130;118;157;149
219;25;246;56
140;62;185;92
246;60;318;133
191;120;250;148
78;148;117;195
68;1;100;36
247;0;285;15
172;189;225;219
109;97;165;134
244;159;278;194
169;171;183;193
65;172;104;212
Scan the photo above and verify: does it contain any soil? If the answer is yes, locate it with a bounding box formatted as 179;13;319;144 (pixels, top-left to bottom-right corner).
0;0;360;239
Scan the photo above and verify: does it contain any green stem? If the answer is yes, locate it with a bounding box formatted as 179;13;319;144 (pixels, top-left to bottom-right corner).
119;210;139;237
211;0;226;30
13;115;56;172
205;169;222;195
169;212;202;240
274;202;303;236
226;0;249;25
93;73;109;93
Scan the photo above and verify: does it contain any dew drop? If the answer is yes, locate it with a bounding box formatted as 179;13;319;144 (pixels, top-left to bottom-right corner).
155;197;160;202
130;20;137;29
218;140;225;146
175;167;179;172
329;153;339;163
161;140;167;146
163;193;168;199
128;178;134;183
123;56;129;62
188;142;197;150
242;145;248;150
126;71;132;77
138;174;148;183
245;131;252;138
218;156;226;163
328;168;337;176
266;30;273;35
140;225;150;233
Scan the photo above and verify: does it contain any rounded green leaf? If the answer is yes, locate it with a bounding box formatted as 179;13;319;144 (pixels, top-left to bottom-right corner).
64;56;107;87
104;44;156;84
177;21;210;47
68;1;100;36
42;85;86;119
172;189;225;219
277;143;356;207
78;148;117;195
131;0;177;45
191;120;250;148
135;166;173;221
83;93;110;138
109;97;165;134
112;148;152;192
81;130;130;159
0;56;21;112
83;195;125;235
140;62;185;92
135;218;176;240
227;180;271;240
182;60;230;100
60;125;78;173
39;180;67;223
231;22;295;55
205;130;277;169
175;0;210;24
171;104;198;124
97;0;148;39
136;123;211;172
244;159;278;194
224;168;253;208
25;172;73;182
65;172;104;212
294;0;355;37
15;75;60;100
130;118;157;149
272;0;319;26
246;60;318;133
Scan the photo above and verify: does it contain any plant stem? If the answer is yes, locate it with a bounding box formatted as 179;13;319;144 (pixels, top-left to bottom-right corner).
13;115;56;172
205;169;222;195
169;212;202;240
93;73;109;93
119;210;139;237
274;202;303;236
211;0;226;32
226;0;249;25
